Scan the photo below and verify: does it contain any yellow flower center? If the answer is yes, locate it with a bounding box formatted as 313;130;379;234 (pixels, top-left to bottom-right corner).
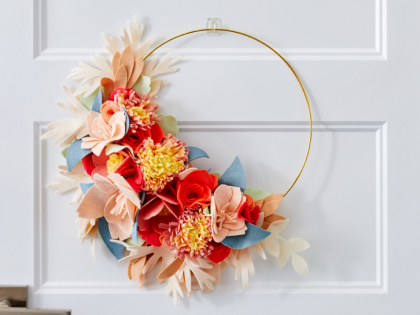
127;107;152;125
172;214;211;254
106;153;124;174
137;136;187;193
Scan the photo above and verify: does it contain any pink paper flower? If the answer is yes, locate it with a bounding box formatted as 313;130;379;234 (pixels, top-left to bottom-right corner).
211;184;247;242
81;111;126;156
76;173;140;241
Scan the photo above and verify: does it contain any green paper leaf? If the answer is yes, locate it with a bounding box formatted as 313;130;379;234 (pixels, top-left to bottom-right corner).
245;188;271;201
212;172;222;179
61;145;70;158
156;113;179;136
80;87;102;111
132;75;151;96
105;144;134;156
203;206;211;216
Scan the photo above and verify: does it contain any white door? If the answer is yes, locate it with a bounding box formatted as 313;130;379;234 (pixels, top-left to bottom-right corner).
1;0;418;314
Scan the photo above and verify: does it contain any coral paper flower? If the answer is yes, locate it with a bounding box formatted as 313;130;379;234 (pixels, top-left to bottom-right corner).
177;169;218;209
237;202;260;225
137;135;188;193
76;173;140;241
81;111;126;156
211;184;247;243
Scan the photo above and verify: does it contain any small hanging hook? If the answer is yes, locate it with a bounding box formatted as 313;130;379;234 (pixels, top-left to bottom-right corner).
207;18;220;36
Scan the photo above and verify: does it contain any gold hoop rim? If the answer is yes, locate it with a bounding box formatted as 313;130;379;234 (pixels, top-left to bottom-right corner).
144;28;312;197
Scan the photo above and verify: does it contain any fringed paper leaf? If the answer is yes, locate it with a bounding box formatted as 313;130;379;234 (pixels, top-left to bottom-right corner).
46;164;92;204
40;86;90;147
166;275;184;306
67;54;113;98
176;257;215;293
218;156;246;192
143;53;182;78
186;146;209;163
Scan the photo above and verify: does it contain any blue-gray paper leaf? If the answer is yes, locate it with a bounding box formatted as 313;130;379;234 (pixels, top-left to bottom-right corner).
97;217;124;260
66;139;92;172
221;222;271;249
80;183;95;194
186;146;209;163
91;89;103;113
122;106;130;135
218;156;246;192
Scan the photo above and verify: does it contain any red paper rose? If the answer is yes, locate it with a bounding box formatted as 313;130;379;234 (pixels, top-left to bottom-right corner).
237;202;260;225
177;170;218;209
114;155;144;192
108;88;139;101
116;123;165;154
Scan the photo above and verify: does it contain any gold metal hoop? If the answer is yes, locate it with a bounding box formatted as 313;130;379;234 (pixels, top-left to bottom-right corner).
144;28;312;197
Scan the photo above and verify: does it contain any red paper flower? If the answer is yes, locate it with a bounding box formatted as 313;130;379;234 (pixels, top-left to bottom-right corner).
237;202;260;225
137;179;183;246
177;170;218;209
109;88;139;102
114;154;144;192
116;123;164;154
207;241;232;264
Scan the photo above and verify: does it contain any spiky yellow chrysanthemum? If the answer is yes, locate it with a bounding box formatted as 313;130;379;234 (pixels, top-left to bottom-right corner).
171;213;212;258
137;135;188;193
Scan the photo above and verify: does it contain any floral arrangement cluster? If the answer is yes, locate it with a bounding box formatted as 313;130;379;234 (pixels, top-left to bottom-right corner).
42;16;310;304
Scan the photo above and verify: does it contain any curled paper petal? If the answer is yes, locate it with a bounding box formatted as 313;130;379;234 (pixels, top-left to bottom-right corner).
218;156;246;193
221;222;271;249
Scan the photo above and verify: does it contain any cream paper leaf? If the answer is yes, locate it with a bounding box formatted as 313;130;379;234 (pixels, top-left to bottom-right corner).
67;53;113;97
143;53;182;79
112;240;176;275
40;86;91;147
277;244;291;268
291;253;309;276
166;274;184;306
176;256;215;293
47;164;93;204
234;248;255;289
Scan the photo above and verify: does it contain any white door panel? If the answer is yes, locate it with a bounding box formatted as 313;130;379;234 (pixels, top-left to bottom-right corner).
1;0;418;314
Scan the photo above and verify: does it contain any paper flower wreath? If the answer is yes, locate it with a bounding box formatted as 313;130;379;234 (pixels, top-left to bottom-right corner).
42;16;310;304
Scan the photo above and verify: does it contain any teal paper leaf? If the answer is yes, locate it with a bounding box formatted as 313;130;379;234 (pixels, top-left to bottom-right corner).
91;89;103;113
221;222;271;249
218;156;246;192
97;217;124;260
66;139;92;172
186;146;209;163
